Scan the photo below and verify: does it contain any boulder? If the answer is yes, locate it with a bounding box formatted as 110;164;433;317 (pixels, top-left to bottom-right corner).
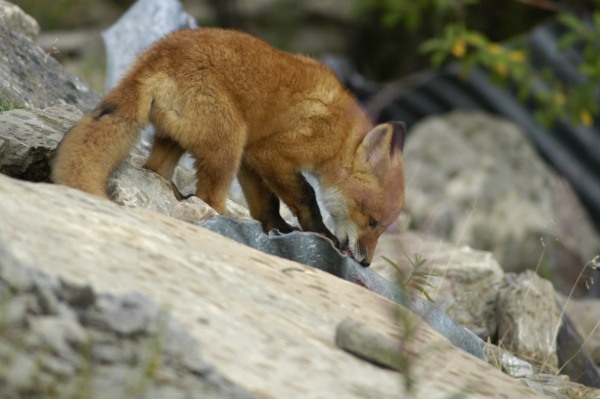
0;173;549;398
0;0;39;41
0;22;99;111
521;374;600;399
0;250;254;399
1;4;598;394
109;153;251;221
102;0;197;92
563;296;600;364
403;111;600;295
0;103;247;225
372;232;504;340
497;271;562;371
372;229;600;387
0;104;82;182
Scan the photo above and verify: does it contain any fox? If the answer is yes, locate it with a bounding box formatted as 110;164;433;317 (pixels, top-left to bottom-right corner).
51;28;405;266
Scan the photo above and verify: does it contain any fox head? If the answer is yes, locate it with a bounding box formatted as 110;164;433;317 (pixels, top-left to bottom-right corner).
322;121;405;266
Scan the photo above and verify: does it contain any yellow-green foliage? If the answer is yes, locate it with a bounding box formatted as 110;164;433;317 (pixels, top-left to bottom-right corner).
355;0;600;128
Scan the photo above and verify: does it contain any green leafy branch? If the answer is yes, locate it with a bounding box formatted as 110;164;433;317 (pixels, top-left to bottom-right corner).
383;253;438;303
355;0;600;128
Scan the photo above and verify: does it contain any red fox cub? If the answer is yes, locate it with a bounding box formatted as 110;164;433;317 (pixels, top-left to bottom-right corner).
52;28;405;266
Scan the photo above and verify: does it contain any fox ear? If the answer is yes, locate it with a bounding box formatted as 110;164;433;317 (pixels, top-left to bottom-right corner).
390;121;406;155
358;121;406;164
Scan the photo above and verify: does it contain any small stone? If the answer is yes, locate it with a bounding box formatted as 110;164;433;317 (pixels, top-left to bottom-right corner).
4;295;31;328
224;199;251;220
0;253;33;292
89;364;134;397
4;353;37;391
171;196;218;223
108;155;179;216
148;385;188;399
29;316;88;361
39;354;77;378
87;293;160;337
92;343;136;365
56;302;80;321
60;279;96;309
182;349;211;376
484;342;534;378
33;277;60;315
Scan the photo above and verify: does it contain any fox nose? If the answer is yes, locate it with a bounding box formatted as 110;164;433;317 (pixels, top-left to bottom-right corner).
358;233;377;267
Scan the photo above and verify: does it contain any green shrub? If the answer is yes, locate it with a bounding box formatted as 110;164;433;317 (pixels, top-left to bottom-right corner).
355;0;600;127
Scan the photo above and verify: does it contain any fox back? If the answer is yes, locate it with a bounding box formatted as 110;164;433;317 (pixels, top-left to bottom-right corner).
51;28;405;265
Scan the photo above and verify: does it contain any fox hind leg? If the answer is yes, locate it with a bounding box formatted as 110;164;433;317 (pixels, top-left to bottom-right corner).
186;119;247;215
143;134;187;199
191;148;242;215
150;90;246;214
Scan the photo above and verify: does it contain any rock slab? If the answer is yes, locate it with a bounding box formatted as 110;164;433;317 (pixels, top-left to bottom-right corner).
404;111;600;294
0;248;254;399
0;173;546;398
0;104;82;181
0;23;99;111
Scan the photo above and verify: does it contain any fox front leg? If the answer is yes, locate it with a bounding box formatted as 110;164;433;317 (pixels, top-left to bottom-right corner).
262;170;339;248
238;162;297;233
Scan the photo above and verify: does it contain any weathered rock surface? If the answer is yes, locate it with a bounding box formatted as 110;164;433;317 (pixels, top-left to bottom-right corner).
0;104;247;225
0;104;82;181
0;23;99;111
497;271;562;371
0;0;39;41
372;232;504;340
102;0;197;91
0;173;547;398
2;3;599;395
0;256;254;399
110;154;251;222
403;111;600;294
521;374;600;399
372;229;600;387
563;296;600;364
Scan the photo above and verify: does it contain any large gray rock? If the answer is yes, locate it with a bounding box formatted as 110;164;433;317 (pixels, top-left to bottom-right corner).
0;104;82;181
0;104;247;223
521;374;600;399
497;271;562;371
2;100;480;360
0;251;254;399
0;173;548;398
109;153;251;221
102;0;197;91
0;0;39;41
0;22;99;111
372;230;600;386
404;111;600;294
372;232;503;340
563;296;600;364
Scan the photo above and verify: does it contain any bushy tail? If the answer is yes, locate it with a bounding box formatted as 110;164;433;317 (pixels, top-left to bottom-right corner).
51;79;153;198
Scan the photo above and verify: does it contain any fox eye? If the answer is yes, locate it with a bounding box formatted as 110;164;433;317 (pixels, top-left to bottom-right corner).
368;217;378;228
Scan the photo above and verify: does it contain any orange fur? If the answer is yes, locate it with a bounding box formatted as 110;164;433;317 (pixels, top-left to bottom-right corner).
51;28;405;265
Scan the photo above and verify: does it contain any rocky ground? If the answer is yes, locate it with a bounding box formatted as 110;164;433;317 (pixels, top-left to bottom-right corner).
2;1;600;398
